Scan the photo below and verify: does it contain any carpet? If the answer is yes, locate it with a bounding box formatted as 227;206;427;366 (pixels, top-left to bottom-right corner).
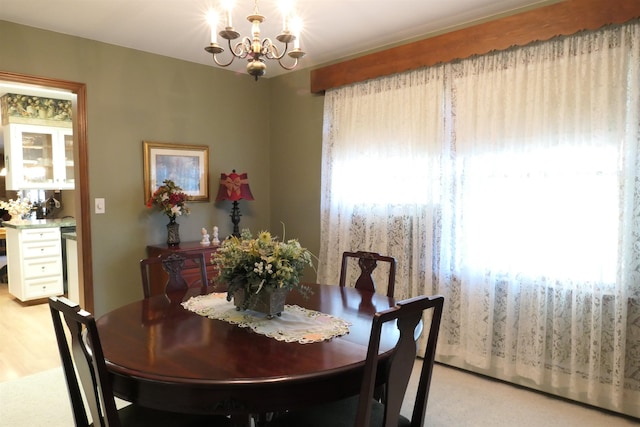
0;361;636;426
0;367;129;426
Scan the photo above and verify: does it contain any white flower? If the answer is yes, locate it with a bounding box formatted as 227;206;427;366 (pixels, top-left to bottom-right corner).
0;197;32;218
254;262;264;274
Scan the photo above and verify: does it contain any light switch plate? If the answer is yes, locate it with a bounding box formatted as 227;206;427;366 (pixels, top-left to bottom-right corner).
95;198;105;214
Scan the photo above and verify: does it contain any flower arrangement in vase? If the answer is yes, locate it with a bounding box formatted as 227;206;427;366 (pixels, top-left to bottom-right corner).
212;228;314;317
0;197;33;220
146;179;190;246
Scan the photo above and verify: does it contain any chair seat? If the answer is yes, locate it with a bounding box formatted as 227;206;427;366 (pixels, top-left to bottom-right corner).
270;396;410;427
109;404;230;427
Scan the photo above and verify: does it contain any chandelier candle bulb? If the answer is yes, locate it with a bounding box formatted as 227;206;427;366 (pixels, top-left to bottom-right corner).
225;7;232;28
207;11;218;44
291;17;302;49
280;0;292;32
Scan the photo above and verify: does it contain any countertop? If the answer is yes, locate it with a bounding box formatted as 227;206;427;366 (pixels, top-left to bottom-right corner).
61;231;77;241
2;217;77;229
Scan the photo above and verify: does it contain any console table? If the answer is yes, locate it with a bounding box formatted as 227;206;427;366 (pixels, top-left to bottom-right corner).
146;241;223;296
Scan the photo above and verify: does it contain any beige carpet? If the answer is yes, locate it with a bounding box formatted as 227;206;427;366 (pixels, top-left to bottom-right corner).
0;361;637;426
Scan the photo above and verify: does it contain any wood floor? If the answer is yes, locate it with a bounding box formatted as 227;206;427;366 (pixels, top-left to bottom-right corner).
0;282;61;382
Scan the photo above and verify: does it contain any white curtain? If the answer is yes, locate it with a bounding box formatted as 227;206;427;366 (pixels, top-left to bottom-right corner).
317;21;640;417
318;66;446;301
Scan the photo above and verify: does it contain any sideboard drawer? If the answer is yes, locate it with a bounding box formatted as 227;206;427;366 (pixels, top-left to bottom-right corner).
24;276;64;299
21;228;60;242
23;256;63;279
23;240;62;258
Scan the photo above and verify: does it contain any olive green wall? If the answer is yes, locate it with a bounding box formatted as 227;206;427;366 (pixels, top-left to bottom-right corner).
268;71;324;279
0;20;313;315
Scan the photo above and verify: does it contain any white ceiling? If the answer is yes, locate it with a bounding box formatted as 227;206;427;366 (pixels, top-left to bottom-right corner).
0;0;555;80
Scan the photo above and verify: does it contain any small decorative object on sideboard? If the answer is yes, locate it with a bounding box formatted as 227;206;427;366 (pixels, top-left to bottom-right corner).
146;179;190;246
212;226;220;245
211;228;314;319
200;227;211;246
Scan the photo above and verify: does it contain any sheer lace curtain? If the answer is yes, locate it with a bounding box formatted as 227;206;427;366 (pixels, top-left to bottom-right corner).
317;21;640;417
318;67;446;301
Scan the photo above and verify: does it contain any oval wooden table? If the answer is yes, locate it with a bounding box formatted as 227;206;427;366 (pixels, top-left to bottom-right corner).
96;283;397;427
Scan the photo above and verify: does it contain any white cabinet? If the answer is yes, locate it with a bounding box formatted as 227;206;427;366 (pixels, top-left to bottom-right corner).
6;227;64;301
63;233;79;303
3;123;74;190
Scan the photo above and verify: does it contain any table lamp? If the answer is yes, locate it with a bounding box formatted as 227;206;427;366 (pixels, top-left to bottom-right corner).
215;170;254;237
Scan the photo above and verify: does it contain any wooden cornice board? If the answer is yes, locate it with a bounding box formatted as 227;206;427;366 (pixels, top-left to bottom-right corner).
310;0;640;93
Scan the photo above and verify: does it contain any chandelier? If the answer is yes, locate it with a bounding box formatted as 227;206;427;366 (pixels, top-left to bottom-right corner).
205;0;306;80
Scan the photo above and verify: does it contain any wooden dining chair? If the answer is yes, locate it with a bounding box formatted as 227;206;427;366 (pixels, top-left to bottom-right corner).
140;251;208;298
48;296;231;427
269;294;444;427
339;251;397;298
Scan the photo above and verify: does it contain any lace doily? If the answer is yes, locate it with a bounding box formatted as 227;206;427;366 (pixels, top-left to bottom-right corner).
181;293;351;344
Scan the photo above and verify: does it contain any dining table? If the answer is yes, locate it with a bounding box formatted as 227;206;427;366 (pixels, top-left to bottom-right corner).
96;283;398;427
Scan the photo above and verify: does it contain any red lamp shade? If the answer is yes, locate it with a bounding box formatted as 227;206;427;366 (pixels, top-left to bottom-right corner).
215;170;254;202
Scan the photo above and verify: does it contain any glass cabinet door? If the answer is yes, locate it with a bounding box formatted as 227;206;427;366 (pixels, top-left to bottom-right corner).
21;130;55;185
4;123;74;190
63;132;74;185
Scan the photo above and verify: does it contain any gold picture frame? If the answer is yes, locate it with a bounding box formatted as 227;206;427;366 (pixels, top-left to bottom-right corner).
143;141;209;202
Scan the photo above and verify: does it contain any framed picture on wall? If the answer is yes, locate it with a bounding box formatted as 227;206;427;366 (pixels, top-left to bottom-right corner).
143;141;209;202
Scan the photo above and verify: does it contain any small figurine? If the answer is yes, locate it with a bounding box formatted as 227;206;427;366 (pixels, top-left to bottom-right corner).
200;227;211;246
212;226;220;245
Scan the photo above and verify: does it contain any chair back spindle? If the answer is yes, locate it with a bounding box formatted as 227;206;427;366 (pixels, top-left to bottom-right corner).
139;252;208;298
339;251;397;298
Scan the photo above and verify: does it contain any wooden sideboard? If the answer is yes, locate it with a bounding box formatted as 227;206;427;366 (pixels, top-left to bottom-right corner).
146;241;225;296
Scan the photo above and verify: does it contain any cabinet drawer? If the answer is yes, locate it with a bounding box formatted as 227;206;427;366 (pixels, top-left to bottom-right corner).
23;257;63;278
21;228;60;242
23;241;61;258
24;276;63;299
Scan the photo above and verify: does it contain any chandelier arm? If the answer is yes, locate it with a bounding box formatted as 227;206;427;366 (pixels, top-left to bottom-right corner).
212;53;236;67
261;38;287;61
232;37;252;59
210;38;247;67
277;57;300;71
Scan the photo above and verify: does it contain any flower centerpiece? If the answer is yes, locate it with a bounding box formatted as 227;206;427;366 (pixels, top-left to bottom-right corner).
212;228;314;317
146;179;190;246
0;197;33;220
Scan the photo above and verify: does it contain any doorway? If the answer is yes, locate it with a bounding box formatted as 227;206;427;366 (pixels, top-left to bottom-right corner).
0;71;93;312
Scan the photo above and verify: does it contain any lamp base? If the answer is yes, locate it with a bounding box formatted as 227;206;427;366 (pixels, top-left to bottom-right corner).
230;200;241;237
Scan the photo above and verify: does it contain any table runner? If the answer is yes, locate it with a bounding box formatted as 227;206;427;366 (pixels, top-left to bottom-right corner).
182;293;351;344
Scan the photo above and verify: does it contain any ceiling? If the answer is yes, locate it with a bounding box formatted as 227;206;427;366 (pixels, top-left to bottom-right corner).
1;0;555;80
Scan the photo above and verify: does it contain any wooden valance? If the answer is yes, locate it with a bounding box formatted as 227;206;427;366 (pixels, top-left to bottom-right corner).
310;0;640;94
